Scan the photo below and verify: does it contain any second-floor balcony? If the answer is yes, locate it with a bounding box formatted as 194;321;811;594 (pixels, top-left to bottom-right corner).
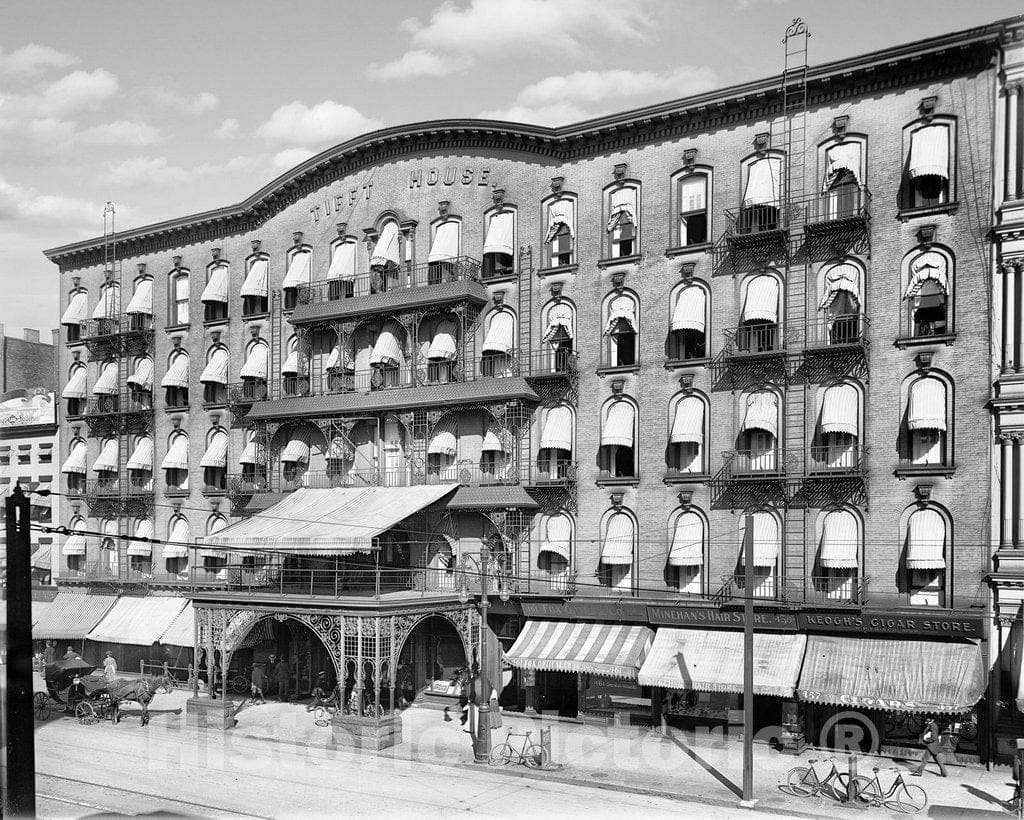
715;574;869;607
725;187;872;241
59;560;186;585
81;314;154;341
84;392;154;418
82;477;155;499
723;447;866;480
723;322;787;359
803;314;870;351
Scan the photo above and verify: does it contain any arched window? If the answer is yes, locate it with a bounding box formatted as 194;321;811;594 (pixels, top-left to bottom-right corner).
605;183;640;259
201;263;229;322
668;283;708;361
162;431;189;490
93;282;121;332
537;404;574;480
63;516;87;572
599;509;636;593
282;335;309;396
239;340;270;400
739;153;783;234
282;245;312;310
481;308;516;377
369;320;406;388
811;382;861;472
169;270;190;326
370;218;405;292
201;428;229;491
738;511;780;598
92;436;119;480
668;510;705;594
327;237;358;300
241;255;269;315
239;428;267;489
279;425;312;486
480;416;512;480
668;393;707;474
426;414;459;480
62;362;87;416
482;207;516;279
904;506;948;606
61;437;88;494
125;276;154;330
202;516;229;575
420;313;460;385
738;273;781;353
817;260;864;345
92;359;119;412
737;390;779;474
126;434;154;491
165;515;190;576
815;509;861;602
541;299;575;373
903;120;954;209
603;291;639;367
820;137;865;219
127;518;154;576
902;374;950;467
427;218;461;284
127;356;154;407
536;512;574;591
100;517;119;576
599;398;637;478
543;194;576;268
903;247;953;337
162;350;189;407
675;171;710;247
200;346;229;404
61;287;88;342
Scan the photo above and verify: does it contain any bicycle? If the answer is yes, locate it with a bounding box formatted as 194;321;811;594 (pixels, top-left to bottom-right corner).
781;757;853;801
849;765;928;814
489;729;550;768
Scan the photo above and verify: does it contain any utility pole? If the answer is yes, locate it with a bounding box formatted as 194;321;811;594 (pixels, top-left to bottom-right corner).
741;512;755;806
4;483;36;818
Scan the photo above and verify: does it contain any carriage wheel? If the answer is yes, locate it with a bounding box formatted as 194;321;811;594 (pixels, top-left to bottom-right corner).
75;702;98;725
34;692;51;721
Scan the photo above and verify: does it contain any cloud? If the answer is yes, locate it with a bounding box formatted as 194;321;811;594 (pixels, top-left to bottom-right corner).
366;50;471;81
144;87;219;114
476;102;594;127
0;174;114;232
213;117;240;139
77;120;163;146
255;101;383;146
105;154;264;186
272;148;314;170
0;44;80;78
27;68;119;116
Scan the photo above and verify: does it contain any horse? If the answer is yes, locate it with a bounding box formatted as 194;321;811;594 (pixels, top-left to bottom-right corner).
106;674;174;726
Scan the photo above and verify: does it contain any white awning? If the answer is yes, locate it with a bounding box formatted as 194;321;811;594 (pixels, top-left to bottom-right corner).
126;436;154;471
481;422;510;453
61;440;87;475
240;344;269;380
281;349;301;376
92;361;119;395
280;430;311;464
427;317;459;361
483;211;514;256
92;285;120;319
909;125;949;180
907;509;946;569
161;435;190;470
62;531;87;556
62;367;87;399
160;602;195;647
540;514;572;561
428;416;458;456
201;265;230;303
604;295;637;335
199;348;229;385
328;242;357;281
282;251;311;290
742;156;782;206
740;512;779;567
669;512;704;566
607;187;638;232
32;591;118;640
542;303;574;343
540;406;573;452
127;358;154;391
820;383;859;436
908;378;946;431
601;513;634;566
822;142;862;192
200;431;228;468
199;519;228;557
93;438;119;472
601;401;635;447
428;221;460;263
61;291;88;326
161;354;190;388
163;518;191;558
370;321;404;368
326;343;354;372
482;311;515;354
125;278;153;315
506;621;652;681
240;259;269;298
200;485;459;555
904;251;949;299
741;392;778;437
670;396;704;445
819;262;862;310
239;439;265;465
819;510;859;569
671;286;706;332
545;199;575;243
742;276;779;323
127;518;154;557
370;222;401;267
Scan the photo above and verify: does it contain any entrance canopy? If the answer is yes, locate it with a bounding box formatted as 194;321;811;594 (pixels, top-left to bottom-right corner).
798;635;984;714
505;620;653;680
638;628;806;697
199;485;459;555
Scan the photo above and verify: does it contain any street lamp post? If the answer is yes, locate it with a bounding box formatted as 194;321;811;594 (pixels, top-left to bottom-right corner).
474;543;492;764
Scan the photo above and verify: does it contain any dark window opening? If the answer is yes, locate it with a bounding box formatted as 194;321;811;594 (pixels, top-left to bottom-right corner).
739;204;779;234
165;386;188;407
600;445;635;478
910;175;948;209
668;329;706;360
242;295;268;316
203;382;226;404
204;301;228;322
66;324;81;343
203;466;226;491
911;281;947;337
737;320;778;353
283;288;297;311
552;224;573;266
482;253;513;279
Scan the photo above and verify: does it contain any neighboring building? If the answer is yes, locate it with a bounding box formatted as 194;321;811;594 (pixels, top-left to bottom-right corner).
0;324;58;394
41;16;1024;759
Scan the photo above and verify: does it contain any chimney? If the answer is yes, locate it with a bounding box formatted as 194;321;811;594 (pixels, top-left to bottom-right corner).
24;328;40;343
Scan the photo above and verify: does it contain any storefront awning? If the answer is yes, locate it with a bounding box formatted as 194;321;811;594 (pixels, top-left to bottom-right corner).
506;620;653;680
125;278;153;315
328;242;357;281
201;265;230;303
601;401;634;448
427;317;459;361
742;276;779;323
743;157;782;206
909;125;949;180
282;251;311;290
197;485;459;555
93;361;119;395
820;383;859;436
160;602;195;648
741;391;778;437
819;510;858;568
200;348;229;385
240;259;269;298
61;291;88;326
370;321;405;368
240;344;269;380
539;514;572;561
128;358;154;391
428;221;460;263
86;596;188;646
200;431;228;468
126;436;154;471
670;396;704;445
61;440;87;475
639;629;807;697
161;354;190;389
93;438;119;472
799;635;984;713
127;519;154;557
370;222;401;267
62;367;87;399
540;406;573;452
908;378;946;431
482;311;515;354
906;508;946;569
483;211;515;256
669;513;704;566
32;591;118;640
601;513;634;566
671;286;706;333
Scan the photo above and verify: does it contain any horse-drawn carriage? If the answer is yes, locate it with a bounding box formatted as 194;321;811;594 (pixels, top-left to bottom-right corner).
33;657;172;726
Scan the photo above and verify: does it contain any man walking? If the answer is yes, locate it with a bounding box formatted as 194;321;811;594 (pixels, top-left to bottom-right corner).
912;716;948;777
275;654;291;703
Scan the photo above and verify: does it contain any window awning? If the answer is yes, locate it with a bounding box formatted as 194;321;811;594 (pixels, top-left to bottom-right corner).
160;602;195;647
127;518;154;557
904;251;949;299
326;344;354;372
62;527;87;556
822;142;861;192
62;367;87;399
427;317;459;361
669;513;704;566
239;439;265;464
161;355;190;389
86;597;188;646
740;512;779;567
601;401;635;447
281;348;302;376
742;157;782;206
162;435;190;471
820;383;859;436
640;629;807;697
240;344;269;380
819;510;859;568
799;635;984;713
506;620;653;681
670;396;704;445
92;361;119;395
601;513;634;566
540;514;572;561
428;221;460;263
608;187;639;232
31;545;51;571
126;436;154;471
540;406;573;452
92;285;120;319
240;259;269;298
31;591;118;640
483;212;514;256
908;378;946;431
280;430;311;464
909;125;949;180
604;295;637;335
543;304;574;343
370;222;401;267
671;286;706;333
428;416;458;456
201;431;229;468
481;422;511;453
819;262;861;310
61;440;87;475
482;311;515;354
93;438;119;472
907;508;946;569
200;484;459;555
163;517;191;558
545;200;574;243
370;321;405;367
128;358;154;391
200;518;228;557
741;392;778;437
328;242;357;281
125;278;153;315
201;266;230;303
282;251;311;290
61;291;88;326
200;348;229;385
742;276;779;323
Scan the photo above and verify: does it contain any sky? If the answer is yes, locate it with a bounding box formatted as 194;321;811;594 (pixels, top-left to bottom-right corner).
1;0;1020;337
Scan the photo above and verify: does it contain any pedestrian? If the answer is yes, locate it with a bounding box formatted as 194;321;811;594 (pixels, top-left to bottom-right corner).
63;645;79;660
67;675;86;713
102;651;117;682
275;654;291;703
265;654;277;698
251;661;267;705
308;671;329;711
43;640;56;665
912;715;948;777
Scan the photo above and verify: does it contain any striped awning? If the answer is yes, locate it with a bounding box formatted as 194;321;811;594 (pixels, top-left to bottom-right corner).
93;438;119;472
201;265;230;303
32;591;118;640
282;251;311;290
280;430;311;464
601;401;635;447
200;348;229;385
908;378;946;431
326;344;354;371
741;392;778;437
670;396;704;445
819;509;859;569
427;317;459;361
904;251;949;299
669;513;704;567
62;367;87;400
545;200;574;243
820;383;858;436
125;278;153;315
601;513;634;566
671;286;706;333
328;242;357;281
199;518;228;557
428;416;458;456
370;321;405;367
31;545;51;571
201;431;229;468
163;518;191;558
818;262;861;310
481;422;510;453
240;259;269;298
482;310;515;354
126;436;154;471
281;348;302;376
909;125;949;180
160;603;195;647
61;440;87;475
543;303;574;343
93;361;119;395
539;514;572;561
128;358;154;391
640;629;807;697
799;636;984;714
742;156;782;206
162;435;190;470
127;518;154;557
740;512;779;567
240;344;269;380
61;291;88;326
87;596;188;646
428;221;460;263
907;508;946;569
742;276;779;323
483;211;515;256
608;187;638;232
161;354;190;388
604;295;638;335
239;439;265;464
822;142;861;191
506;620;653;681
370;222;401;267
92;285;120;319
540;406;573;452
62;526;87;556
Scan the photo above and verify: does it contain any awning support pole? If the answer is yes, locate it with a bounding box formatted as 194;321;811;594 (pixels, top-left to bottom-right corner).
742;512;755;806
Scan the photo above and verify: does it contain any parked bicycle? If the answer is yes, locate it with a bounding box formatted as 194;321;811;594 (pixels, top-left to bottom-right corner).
849;766;927;814
781;757;853;801
489;729;549;768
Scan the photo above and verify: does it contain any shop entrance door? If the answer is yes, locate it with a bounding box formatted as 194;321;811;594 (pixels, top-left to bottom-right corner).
538;671;579;717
